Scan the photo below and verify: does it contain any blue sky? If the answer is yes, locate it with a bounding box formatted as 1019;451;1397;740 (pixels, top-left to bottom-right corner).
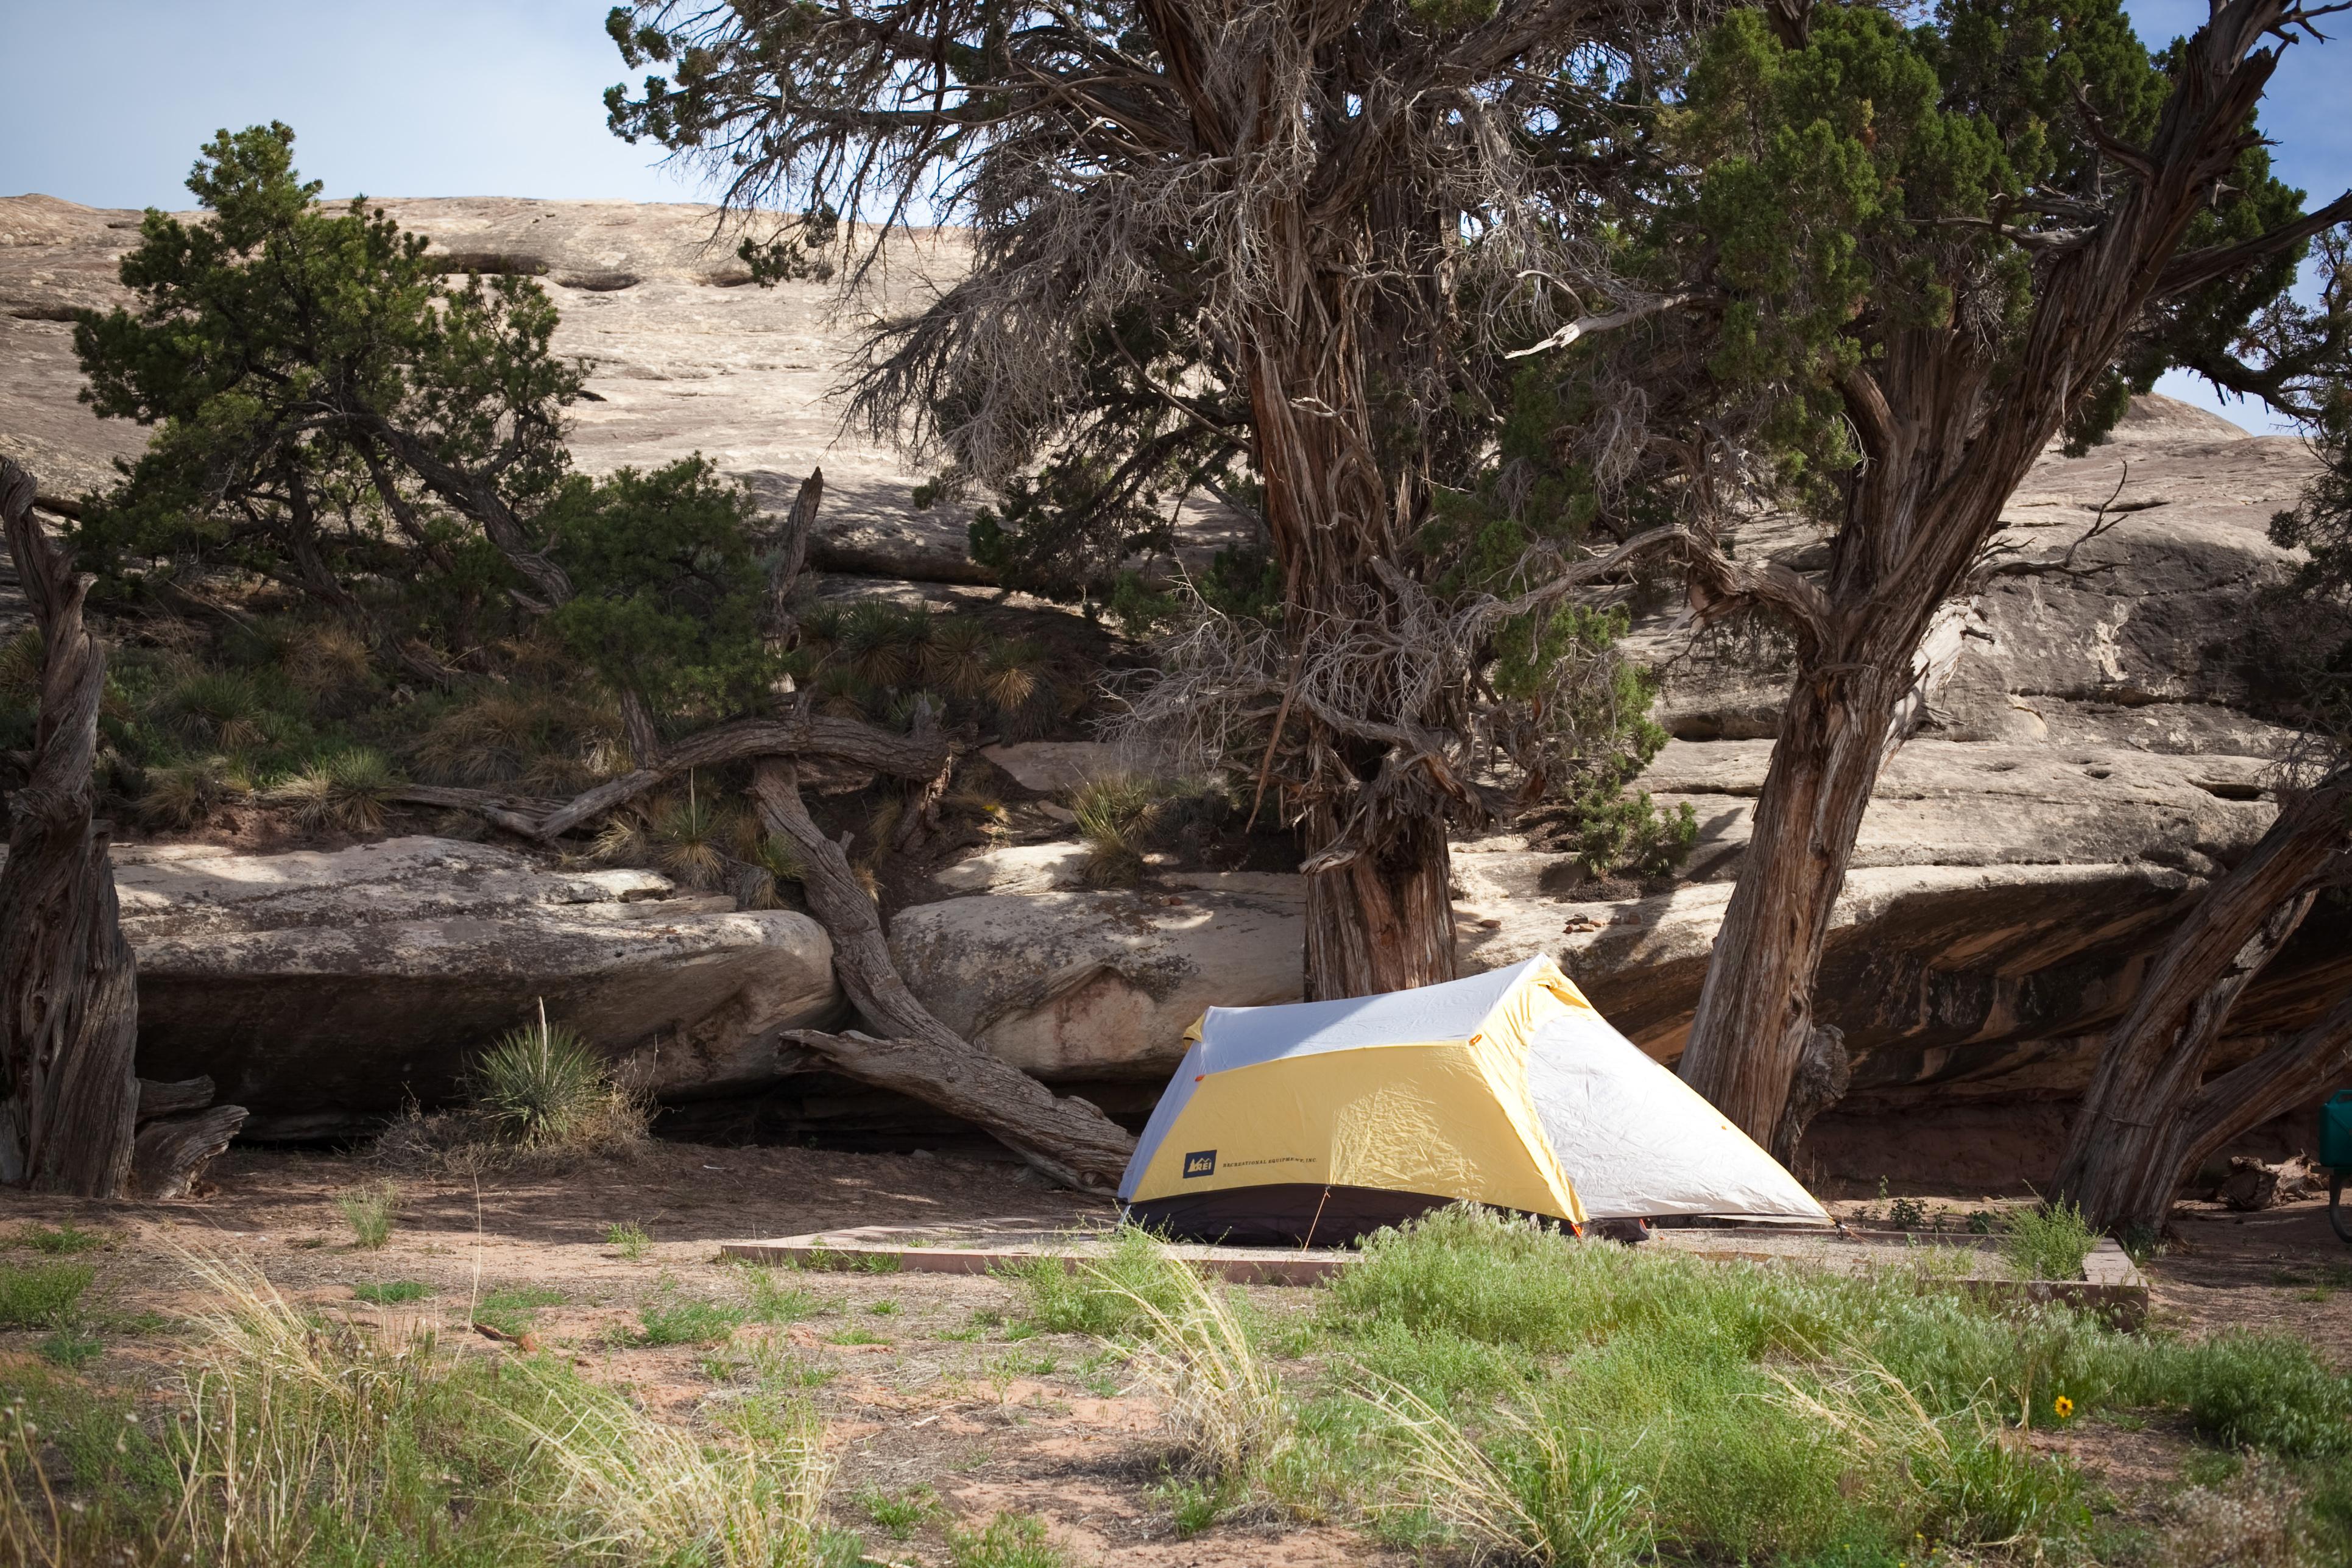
1;0;2343;431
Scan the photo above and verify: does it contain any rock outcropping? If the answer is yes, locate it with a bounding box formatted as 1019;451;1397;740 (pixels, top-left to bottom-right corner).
0;194;1249;583
113;838;842;1138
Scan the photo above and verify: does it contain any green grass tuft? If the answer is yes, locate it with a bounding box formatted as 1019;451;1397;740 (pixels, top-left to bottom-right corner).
606;1221;652;1260
473;1284;565;1340
635;1299;746;1347
336;1181;398;1249
350;1280;433;1305
34;1330;103;1370
947;1510;1070;1568
13;1222;109;1256
739;1268;819;1325
0;1262;94;1329
858;1483;940;1540
1001;1227;1196;1338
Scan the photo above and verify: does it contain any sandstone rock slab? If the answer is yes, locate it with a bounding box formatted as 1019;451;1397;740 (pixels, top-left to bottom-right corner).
889;875;1304;1080
112;838;844;1137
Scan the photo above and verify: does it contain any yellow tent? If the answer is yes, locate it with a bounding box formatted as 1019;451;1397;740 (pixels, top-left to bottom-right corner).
1119;956;1828;1244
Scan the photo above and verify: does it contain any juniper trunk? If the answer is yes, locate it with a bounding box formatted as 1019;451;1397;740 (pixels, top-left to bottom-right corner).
0;460;140;1195
1675;662;1907;1161
1246;307;1458;1000
2052;777;2350;1231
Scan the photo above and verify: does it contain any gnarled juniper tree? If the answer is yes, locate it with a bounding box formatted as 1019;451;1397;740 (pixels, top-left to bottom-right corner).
1502;0;2350;1154
604;0;1698;999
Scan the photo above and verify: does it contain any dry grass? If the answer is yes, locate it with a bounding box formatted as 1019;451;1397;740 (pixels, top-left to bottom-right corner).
1100;1252;1289;1487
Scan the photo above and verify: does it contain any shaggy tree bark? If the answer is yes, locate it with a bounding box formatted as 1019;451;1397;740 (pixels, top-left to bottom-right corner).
2052;774;2350;1230
0;461;141;1195
132;1076;249;1199
765;467;822;640
1675;0;2352;1151
750;760;1135;1188
604;0;1687;1005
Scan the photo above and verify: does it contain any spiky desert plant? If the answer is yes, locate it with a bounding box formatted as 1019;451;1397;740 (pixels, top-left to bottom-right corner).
922;616;997;699
470;1011;612;1145
838;602;927;690
738;834;808;910
138;755;253;829
1072;774;1167;887
266;748;400;833
279;621;374;700
157;668;270;752
651;784;733;889
810;665;874;719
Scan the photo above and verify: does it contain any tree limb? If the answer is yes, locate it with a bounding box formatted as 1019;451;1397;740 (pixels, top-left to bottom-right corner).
753;760;1134;1188
2158;189;2352;298
530;711;953;840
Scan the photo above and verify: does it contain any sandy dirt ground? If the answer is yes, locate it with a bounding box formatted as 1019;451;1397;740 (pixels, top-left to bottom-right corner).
3;1142;2347;1563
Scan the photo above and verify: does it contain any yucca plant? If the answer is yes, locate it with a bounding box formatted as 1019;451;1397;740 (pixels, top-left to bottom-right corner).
266;748;401;833
158;668;270;752
469;1012;611;1146
810;665;874;719
738;833;808;910
1072;774;1168;887
650;783;744;890
839;602;926;689
278;621;375;700
922;617;997;699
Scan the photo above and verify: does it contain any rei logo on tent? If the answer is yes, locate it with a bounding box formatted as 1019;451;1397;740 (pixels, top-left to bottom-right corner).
1181;1150;1218;1179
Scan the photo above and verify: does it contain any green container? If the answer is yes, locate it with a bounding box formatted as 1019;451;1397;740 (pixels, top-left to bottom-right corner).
2324;1092;2352;1170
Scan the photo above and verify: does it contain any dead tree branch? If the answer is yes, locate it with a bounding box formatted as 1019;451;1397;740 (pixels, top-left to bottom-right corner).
752;760;1135;1188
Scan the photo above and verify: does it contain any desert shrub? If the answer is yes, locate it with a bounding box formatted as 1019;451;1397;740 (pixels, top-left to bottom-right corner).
137;754;252;828
147;1253;832;1567
2001;1198;2099;1282
2164;1332;2352;1457
265;746;401;833
275;619;376;700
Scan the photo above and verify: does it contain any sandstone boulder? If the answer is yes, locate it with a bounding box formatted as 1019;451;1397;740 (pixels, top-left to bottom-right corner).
888;872;1303;1081
114;838;844;1137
